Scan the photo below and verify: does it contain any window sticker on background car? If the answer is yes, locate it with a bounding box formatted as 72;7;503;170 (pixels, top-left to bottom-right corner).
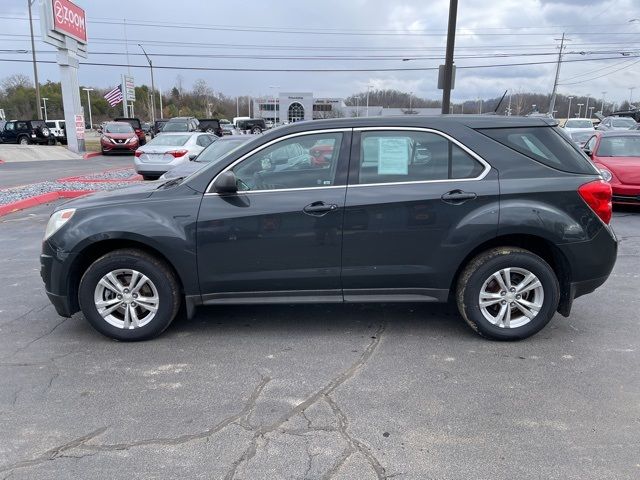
378;137;410;175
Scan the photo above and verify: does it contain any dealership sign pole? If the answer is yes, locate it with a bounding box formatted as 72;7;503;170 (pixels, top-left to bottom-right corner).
39;0;88;153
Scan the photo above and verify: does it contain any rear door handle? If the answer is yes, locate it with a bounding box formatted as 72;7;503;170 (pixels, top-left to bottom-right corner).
303;201;339;216
441;190;477;205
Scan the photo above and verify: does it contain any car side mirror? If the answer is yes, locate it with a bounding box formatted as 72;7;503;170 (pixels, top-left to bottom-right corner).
583;147;592;157
189;153;197;161
213;171;238;194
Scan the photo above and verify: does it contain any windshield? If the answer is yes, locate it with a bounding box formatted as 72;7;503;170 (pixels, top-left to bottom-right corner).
565;120;592;129
196;140;248;163
163;122;189;132
147;135;191;146
598;136;640;157
612;118;637;128
105;123;133;133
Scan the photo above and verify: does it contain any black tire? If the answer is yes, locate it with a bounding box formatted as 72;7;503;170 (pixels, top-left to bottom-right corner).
142;175;160;181
78;249;181;341
18;136;30;145
251;127;262;134
456;247;560;341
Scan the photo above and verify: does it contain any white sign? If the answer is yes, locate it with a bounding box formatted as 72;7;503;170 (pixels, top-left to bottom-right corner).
123;75;135;102
75;114;85;139
378;137;409;175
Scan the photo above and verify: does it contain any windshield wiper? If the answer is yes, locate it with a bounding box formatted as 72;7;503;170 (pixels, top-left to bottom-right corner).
157;177;185;189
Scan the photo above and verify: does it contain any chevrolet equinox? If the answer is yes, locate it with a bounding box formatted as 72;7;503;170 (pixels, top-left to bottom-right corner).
41;116;617;341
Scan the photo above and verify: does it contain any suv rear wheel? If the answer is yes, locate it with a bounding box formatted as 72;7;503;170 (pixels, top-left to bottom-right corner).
251;127;262;134
456;247;560;340
78;249;181;341
18;135;30;145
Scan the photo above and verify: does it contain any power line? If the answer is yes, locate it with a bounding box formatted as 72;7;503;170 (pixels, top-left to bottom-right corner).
560;56;639;82
559;58;640;85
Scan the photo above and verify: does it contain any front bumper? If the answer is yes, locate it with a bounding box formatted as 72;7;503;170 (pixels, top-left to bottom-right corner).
40;242;78;317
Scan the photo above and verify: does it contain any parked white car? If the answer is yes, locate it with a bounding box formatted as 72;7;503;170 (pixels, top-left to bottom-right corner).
134;132;218;180
563;118;595;134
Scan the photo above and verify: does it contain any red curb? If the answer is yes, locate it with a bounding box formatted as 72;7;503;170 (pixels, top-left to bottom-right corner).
0;190;94;217
83;152;101;159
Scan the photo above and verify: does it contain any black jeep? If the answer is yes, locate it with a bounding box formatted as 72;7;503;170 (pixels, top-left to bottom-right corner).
0;120;54;145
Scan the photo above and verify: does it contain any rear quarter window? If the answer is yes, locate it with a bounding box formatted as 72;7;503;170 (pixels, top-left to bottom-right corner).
478;126;597;175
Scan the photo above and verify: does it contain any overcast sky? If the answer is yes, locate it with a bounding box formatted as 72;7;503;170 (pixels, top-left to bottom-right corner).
2;0;639;103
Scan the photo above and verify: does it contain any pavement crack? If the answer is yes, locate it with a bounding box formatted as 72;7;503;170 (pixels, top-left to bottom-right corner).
0;427;108;475
225;322;386;479
80;375;271;452
325;394;386;479
5;317;69;359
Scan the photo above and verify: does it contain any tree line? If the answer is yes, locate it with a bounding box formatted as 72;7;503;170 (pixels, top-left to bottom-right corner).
0;74;631;123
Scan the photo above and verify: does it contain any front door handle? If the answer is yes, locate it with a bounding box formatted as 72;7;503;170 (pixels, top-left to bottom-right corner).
303;201;338;216
441;189;477;205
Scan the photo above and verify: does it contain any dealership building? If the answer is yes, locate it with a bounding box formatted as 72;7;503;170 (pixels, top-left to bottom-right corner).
253;92;439;123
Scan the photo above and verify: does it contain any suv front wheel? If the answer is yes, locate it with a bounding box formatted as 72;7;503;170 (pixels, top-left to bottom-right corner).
78;249;181;341
18;136;30;145
456;247;560;340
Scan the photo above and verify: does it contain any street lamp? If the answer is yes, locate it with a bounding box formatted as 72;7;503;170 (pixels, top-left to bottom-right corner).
82;88;93;130
269;85;280;124
366;84;374;117
28;0;42;119
409;91;413;113
600;91;607;114
589;106;594;118
577;103;584;117
41;97;48;122
584;93;591;117
138;44;156;123
567;96;574;119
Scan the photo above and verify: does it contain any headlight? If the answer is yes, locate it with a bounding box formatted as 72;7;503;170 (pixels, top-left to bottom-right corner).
125;137;136;144
599;168;613;182
44;208;75;240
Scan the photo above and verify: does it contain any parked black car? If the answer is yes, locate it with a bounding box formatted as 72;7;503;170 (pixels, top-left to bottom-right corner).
198;118;223;136
41;116;617;341
150;119;168;138
1;119;54;145
236;118;266;134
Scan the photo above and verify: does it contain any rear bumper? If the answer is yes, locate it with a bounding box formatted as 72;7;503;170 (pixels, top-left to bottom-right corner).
135;159;187;174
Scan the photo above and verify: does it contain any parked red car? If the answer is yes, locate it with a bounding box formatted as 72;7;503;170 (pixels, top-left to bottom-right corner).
584;131;640;205
100;122;139;155
113;117;146;146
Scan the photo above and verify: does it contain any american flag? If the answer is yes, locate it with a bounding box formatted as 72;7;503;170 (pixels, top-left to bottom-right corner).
104;85;123;107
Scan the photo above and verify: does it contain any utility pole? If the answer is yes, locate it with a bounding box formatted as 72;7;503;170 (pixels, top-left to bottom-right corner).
28;0;42;119
567;96;574;119
441;0;458;114
548;33;566;117
138;44;156;123
41;97;48;121
600;91;607;114
630;87;636;107
83;88;93;129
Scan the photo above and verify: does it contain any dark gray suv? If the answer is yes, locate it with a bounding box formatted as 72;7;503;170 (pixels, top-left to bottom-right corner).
41;116;617;341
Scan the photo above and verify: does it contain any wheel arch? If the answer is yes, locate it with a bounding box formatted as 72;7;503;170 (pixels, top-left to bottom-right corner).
67;238;186;315
449;233;573;316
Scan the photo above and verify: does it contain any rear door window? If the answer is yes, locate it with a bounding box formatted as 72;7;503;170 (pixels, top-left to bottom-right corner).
356;130;486;185
478;126;597;174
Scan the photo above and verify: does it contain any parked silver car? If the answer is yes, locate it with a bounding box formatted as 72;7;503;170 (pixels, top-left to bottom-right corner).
134;132;218;180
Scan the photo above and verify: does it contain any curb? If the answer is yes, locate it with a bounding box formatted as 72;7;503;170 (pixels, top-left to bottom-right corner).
83;152;101;159
0;190;94;217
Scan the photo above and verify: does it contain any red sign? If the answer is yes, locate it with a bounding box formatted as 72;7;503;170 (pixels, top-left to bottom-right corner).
75;114;85;139
52;0;87;44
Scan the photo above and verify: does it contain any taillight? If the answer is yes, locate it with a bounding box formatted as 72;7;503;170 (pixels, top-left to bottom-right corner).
578;180;612;224
134;150;142;157
168;150;188;158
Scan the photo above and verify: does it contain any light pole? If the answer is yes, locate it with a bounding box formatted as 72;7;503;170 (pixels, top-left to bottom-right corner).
82;88;93;130
41;97;48;122
630;87;636;107
589;106;594;118
577;103;584;117
28;0;42;119
567;96;574;119
584;94;591;117
138;44;156;123
269;85;280;124
600;91;607;114
409;91;413;113
366;84;374;117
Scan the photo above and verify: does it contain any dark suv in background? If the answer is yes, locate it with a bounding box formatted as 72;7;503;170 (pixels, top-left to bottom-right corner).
1;120;54;145
113;117;146;145
236;118;266;134
198;118;223;136
41;116;616;342
162;117;200;133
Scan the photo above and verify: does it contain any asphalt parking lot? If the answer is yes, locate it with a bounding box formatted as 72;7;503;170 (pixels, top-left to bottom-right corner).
0;202;638;479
